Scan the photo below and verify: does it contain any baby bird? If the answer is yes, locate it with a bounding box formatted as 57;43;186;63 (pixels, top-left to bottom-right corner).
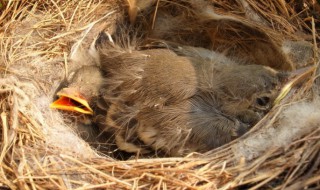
51;38;286;156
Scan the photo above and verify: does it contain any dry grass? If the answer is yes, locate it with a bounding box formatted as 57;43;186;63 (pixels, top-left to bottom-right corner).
0;0;319;189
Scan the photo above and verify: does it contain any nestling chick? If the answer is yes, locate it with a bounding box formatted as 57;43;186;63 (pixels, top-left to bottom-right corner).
51;38;286;156
98;43;286;156
50;66;132;159
128;0;295;71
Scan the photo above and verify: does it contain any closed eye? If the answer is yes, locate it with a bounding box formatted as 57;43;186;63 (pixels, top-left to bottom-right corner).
256;96;270;107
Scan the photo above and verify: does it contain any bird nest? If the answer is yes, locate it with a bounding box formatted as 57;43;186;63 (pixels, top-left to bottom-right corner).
0;0;319;189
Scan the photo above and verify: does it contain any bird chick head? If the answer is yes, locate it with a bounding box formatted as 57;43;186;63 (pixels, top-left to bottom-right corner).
214;64;287;124
50;66;104;115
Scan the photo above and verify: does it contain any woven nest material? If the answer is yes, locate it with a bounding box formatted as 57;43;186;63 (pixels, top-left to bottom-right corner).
0;0;320;189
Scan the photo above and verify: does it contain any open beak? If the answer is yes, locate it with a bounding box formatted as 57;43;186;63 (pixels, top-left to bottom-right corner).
50;88;93;115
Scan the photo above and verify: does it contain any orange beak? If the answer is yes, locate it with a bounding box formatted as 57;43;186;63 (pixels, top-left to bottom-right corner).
50;88;93;115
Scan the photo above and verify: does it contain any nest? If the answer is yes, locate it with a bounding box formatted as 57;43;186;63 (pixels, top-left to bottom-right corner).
0;0;319;189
